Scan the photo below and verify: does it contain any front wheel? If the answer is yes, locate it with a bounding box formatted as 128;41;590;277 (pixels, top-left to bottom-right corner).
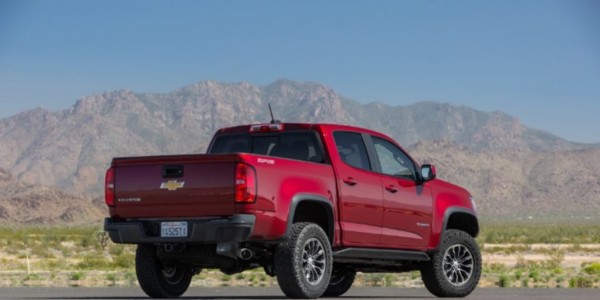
275;222;333;299
420;229;481;297
136;244;194;298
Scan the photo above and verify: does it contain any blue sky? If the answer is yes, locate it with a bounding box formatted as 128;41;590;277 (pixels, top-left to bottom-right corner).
1;0;599;143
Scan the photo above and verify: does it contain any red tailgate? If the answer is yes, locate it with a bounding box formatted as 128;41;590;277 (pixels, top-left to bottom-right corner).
112;154;236;218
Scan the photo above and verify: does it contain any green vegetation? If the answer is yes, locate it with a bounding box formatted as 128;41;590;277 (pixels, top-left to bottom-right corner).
483;263;598;288
363;273;385;286
583;262;600;275
0;226;136;273
0;223;598;288
477;221;600;244
498;274;512;287
69;271;85;281
569;276;594;288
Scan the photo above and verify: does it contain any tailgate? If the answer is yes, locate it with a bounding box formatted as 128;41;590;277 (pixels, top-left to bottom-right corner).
112;154;236;218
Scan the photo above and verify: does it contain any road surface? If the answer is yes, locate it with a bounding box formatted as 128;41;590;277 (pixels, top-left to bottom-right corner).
0;287;598;299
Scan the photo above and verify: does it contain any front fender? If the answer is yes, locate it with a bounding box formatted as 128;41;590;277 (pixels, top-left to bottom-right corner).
429;207;478;249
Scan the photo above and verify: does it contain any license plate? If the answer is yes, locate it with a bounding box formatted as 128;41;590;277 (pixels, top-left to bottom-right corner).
160;222;188;238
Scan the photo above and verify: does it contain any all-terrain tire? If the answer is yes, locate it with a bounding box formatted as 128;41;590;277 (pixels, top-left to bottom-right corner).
275;222;333;299
136;244;194;298
323;267;356;297
420;229;482;297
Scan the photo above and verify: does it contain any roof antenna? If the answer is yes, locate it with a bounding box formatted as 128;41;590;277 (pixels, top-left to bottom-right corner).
268;103;280;123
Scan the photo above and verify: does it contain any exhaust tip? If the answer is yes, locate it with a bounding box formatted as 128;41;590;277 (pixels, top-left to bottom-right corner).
237;248;254;260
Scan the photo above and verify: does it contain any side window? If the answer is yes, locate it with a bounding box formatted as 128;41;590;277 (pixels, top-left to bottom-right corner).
333;132;371;170
372;137;416;180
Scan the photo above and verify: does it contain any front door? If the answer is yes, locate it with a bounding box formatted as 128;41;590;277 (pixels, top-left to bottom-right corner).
370;136;433;249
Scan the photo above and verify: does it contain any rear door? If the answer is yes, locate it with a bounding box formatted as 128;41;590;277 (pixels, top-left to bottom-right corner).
332;131;383;247
368;136;433;249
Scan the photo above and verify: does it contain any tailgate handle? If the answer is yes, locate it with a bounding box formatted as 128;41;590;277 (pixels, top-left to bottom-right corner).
162;165;184;178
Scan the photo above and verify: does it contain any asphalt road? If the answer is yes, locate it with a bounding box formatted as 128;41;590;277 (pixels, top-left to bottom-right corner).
0;287;598;300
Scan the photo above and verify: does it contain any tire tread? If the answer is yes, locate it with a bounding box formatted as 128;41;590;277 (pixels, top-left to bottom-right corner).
136;244;193;298
275;222;332;299
421;229;481;298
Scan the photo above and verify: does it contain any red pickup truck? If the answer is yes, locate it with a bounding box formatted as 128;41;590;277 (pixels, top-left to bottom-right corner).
104;123;480;299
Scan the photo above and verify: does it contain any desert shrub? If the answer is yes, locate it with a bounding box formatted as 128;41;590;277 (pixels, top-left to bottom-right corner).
529;269;540;282
556;276;565;287
498;274;512;287
109;244;126;256
363;273;385;286
383;274;396;286
112;252;135;269
583;262;600;275
106;273;117;286
410;271;420;280
77;254;111;270
69;271;85;281
514;270;523;280
543;247;565;268
569;276;593;288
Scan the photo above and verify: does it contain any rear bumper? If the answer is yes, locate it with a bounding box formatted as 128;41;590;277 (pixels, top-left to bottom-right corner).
104;214;255;244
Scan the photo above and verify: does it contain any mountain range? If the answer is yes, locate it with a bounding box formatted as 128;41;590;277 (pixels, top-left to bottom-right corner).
0;79;598;224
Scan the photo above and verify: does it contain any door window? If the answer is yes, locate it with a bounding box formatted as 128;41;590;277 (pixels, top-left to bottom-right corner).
372;137;416;180
333;132;371;170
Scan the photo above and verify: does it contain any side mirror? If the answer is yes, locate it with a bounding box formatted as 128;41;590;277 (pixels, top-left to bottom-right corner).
421;164;437;182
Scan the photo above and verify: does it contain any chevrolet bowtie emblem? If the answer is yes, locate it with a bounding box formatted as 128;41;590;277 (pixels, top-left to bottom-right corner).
160;180;185;191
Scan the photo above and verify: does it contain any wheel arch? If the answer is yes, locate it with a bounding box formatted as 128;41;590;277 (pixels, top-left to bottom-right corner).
441;208;479;242
286;194;335;244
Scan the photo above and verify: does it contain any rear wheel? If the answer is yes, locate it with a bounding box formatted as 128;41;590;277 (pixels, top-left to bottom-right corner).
136;244;194;298
323;267;356;297
275;222;332;299
420;229;481;297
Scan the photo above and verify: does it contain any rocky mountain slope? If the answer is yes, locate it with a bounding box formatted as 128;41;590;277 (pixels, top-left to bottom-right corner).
409;141;600;219
0;168;105;225
0;79;598;222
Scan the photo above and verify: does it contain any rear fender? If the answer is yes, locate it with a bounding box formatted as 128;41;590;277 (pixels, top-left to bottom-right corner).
285;194;335;244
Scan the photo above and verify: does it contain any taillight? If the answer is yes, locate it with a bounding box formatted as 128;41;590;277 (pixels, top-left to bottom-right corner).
105;167;115;207
249;123;283;133
235;163;257;203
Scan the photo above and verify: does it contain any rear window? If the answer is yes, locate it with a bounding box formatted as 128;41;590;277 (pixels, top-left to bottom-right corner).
208;131;325;163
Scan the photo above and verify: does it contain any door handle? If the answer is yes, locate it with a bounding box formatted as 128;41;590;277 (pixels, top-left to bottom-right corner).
385;184;398;193
343;177;357;186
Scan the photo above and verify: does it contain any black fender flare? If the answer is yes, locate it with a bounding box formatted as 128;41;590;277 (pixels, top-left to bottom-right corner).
285;194;335;243
438;207;479;246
